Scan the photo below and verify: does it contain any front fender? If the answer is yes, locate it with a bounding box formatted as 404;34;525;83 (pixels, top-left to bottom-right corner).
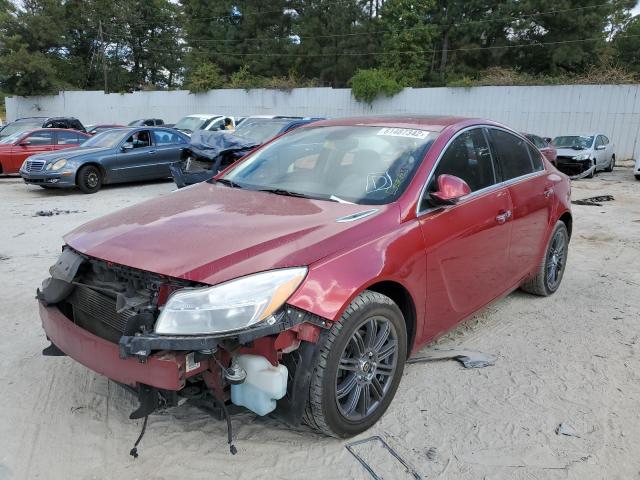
287;220;427;342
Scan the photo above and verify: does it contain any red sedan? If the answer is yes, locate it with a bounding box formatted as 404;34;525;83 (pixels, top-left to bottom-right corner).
38;116;571;441
525;133;557;165
0;128;90;174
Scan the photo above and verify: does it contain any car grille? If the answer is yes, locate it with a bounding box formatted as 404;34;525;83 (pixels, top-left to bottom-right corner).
24;160;46;172
67;284;136;341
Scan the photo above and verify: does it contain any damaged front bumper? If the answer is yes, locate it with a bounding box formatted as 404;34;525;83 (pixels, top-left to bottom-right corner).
40;301;206;390
555;157;594;179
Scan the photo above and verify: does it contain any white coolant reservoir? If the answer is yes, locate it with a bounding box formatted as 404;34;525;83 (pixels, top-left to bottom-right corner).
230;354;288;416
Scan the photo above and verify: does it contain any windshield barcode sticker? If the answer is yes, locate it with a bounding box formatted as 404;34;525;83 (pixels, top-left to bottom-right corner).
377;127;429;139
186;352;200;372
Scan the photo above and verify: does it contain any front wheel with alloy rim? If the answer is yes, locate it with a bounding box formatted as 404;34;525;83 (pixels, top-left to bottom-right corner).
520;221;569;296
77;165;103;193
303;290;407;437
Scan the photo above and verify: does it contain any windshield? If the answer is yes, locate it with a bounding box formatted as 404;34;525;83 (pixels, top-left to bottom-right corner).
174;116;212;132
234;119;292;143
223;125;435;205
81;129;126;148
0;120;42;138
552;135;594;149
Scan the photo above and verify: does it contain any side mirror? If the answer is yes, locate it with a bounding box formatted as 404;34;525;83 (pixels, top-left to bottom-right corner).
18;140;31;146
595;145;605;150
544;137;552;144
429;174;472;205
122;142;134;150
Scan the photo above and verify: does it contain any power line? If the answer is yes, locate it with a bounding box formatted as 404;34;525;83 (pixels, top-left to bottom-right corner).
104;1;630;46
99;32;640;58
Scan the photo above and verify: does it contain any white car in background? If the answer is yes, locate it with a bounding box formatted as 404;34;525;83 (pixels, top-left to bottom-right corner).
173;114;237;136
552;133;615;179
634;156;640;180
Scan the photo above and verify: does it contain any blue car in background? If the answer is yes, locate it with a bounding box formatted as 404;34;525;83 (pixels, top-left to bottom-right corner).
170;116;324;188
20;127;189;193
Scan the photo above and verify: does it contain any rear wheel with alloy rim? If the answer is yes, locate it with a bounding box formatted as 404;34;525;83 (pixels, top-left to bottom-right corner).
77;165;102;193
521;221;569;296
605;156;615;172
303;290;407;437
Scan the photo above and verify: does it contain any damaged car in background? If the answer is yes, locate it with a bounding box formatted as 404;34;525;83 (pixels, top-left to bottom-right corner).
170;116;323;188
38;116;572;454
552;133;615;179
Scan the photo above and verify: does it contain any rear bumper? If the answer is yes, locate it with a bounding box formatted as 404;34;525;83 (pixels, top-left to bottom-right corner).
39;301;205;390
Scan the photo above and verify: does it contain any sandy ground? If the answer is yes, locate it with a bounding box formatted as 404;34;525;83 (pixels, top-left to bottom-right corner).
0;164;639;480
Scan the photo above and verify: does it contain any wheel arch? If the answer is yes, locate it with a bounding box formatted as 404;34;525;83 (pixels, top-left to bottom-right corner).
75;162;107;185
366;281;417;357
558;210;572;238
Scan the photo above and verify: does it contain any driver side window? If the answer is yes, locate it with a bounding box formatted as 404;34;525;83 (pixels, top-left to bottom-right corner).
125;130;151;148
431;128;496;192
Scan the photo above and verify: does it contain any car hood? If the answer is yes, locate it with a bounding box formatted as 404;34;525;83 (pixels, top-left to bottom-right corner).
64;182;398;285
555;147;592;158
28;147;111;161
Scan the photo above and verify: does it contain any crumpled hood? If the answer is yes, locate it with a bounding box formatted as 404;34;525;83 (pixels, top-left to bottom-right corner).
555;147;592;158
64;182;397;285
28;147;110;162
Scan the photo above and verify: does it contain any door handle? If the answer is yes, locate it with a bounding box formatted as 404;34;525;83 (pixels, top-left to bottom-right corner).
543;188;553;198
495;210;512;224
148;150;156;154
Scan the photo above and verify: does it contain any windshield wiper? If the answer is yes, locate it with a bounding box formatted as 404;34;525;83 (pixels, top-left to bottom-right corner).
215;178;243;188
256;188;313;199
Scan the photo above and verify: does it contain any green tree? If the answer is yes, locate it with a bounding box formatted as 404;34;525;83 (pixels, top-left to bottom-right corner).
615;16;640;73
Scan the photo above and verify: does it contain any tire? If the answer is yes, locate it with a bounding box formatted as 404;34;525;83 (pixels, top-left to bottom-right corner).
76;165;102;193
636;175;640;181
605;156;615;172
521;221;569;296
303;291;407;438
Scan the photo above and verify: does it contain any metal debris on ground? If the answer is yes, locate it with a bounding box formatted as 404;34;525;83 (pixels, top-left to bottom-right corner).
425;447;437;461
345;436;422;480
571;195;614;206
556;422;580;438
33;208;85;217
0;255;9;261
407;348;497;369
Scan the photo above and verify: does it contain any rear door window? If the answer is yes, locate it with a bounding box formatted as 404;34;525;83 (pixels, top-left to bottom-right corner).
153;130;186;145
489;129;537;180
431;128;497;192
525;143;545;171
56;130;80;145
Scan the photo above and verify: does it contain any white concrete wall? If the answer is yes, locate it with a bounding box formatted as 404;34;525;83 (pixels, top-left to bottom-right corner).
6;85;640;158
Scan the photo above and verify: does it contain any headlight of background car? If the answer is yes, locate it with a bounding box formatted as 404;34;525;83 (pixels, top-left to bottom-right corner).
46;159;68;171
574;154;590;161
154;267;308;335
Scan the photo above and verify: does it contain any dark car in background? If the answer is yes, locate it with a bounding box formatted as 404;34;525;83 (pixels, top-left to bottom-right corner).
0;116;86;140
20;127;189;193
128;119;165;127
86;124;125;135
170;116;324;187
524;133;557;165
0;129;90;174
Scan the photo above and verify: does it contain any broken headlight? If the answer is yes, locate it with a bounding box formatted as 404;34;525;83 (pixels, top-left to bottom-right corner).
573;154;590;161
154;267;307;335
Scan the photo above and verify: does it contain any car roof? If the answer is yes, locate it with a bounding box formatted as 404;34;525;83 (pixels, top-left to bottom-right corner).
307;115;481;133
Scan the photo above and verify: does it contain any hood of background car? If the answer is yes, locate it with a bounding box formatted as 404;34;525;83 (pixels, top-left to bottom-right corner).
555;147;593;158
28;147;112;162
64;182;398;286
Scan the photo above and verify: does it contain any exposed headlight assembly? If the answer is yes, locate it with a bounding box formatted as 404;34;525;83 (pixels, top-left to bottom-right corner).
573;154;590;161
154;267;307;335
47;159;68;171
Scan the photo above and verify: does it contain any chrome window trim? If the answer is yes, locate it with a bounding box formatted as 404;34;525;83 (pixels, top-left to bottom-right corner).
416;125;546;217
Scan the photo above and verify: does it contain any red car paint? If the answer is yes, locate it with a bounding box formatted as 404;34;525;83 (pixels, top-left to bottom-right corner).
0;128;90;174
61;116;572;359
